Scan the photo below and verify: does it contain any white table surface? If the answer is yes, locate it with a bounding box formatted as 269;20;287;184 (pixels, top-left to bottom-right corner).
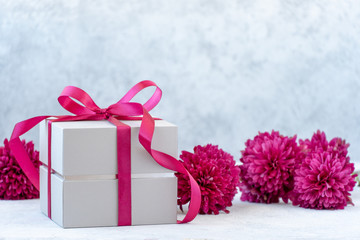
0;185;359;240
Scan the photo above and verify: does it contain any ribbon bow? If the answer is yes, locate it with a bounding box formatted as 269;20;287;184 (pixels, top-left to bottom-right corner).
9;80;201;224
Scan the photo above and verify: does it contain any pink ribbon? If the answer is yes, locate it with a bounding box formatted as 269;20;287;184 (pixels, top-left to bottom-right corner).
9;81;201;225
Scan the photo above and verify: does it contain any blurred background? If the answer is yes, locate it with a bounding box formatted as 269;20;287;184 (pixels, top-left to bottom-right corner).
1;0;359;163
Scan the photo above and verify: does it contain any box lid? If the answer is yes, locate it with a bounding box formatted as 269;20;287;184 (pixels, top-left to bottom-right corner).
40;120;178;176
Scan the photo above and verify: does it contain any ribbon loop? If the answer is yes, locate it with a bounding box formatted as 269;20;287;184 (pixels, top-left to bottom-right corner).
118;80;162;112
58;86;100;115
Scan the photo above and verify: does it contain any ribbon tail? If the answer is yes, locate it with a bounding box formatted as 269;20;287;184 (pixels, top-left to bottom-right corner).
9;115;51;191
138;108;201;224
149;150;201;224
177;170;201;223
9;138;40;191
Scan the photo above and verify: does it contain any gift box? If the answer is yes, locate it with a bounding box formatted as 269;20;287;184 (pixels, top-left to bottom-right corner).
39;119;178;228
8;82;200;228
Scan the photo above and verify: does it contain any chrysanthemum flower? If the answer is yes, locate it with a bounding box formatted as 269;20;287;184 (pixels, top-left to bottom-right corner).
299;130;349;158
176;144;240;214
291;131;357;209
239;131;300;203
0;139;40;200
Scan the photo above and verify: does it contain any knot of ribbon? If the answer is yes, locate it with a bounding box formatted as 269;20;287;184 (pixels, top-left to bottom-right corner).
8;80;201;225
93;108;110;118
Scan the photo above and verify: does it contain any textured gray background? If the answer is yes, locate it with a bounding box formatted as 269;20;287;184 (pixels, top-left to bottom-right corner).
1;0;360;162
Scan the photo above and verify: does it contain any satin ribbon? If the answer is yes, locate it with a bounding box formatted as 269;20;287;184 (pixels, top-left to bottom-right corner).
9;80;201;225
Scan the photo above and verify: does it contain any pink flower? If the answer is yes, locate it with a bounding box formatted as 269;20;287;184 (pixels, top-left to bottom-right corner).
239;131;300;203
291;131;357;209
0;139;40;200
176;144;240;214
299;130;349;158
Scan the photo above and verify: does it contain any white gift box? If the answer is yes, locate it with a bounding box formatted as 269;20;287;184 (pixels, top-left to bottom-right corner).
39;119;178;228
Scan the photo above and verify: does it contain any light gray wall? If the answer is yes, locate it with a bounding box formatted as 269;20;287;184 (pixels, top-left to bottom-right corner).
1;0;360;162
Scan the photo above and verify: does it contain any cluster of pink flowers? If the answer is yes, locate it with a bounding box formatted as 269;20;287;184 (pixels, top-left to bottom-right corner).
176;144;240;214
0;139;40;200
239;130;357;210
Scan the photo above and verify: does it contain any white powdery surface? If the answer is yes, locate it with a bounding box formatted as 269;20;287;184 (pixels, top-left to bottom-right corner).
0;187;359;240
